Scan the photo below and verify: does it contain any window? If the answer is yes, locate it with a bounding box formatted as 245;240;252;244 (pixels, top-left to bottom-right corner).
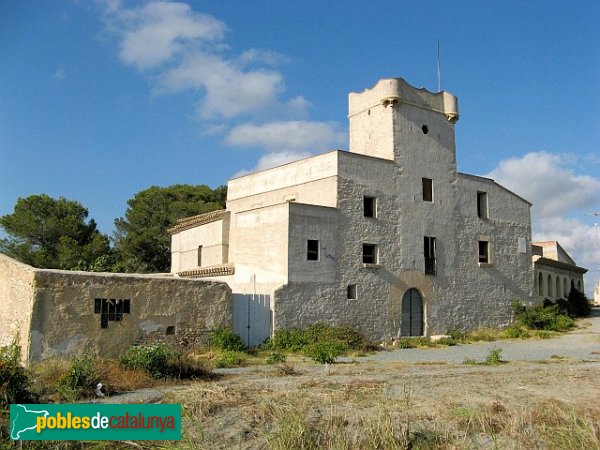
364;196;376;218
94;298;130;329
478;240;490;264
197;245;203;267
362;244;378;264
477;191;488;219
307;239;319;261
424;236;436;275
347;284;357;300
422;178;433;202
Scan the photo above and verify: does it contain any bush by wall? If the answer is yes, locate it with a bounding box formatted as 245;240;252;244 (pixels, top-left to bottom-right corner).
119;343;176;379
208;327;246;352
511;301;573;332
0;340;32;407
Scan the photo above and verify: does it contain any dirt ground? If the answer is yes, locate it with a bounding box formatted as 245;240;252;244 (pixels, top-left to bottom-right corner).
162;356;600;449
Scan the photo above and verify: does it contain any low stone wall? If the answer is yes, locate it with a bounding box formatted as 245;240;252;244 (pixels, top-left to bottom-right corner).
0;253;232;363
0;254;36;356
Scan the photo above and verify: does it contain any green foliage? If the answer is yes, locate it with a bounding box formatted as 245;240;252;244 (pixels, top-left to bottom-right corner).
504;324;530;338
56;354;99;401
208;327;246;352
512;301;574;332
303;342;342;364
0;194;110;270
303;324;367;352
395;338;417;349
0;339;32;407
113;184;227;273
268;325;369;364
434;337;457;346
268;328;308;352
215;350;247;368
119;343;177;379
567;288;591;318
446;328;466;341
463;347;504;366
266;352;287;365
485;347;503;365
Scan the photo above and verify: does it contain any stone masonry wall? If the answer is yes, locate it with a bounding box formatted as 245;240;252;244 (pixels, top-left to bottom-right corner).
0;254;232;363
0;254;36;358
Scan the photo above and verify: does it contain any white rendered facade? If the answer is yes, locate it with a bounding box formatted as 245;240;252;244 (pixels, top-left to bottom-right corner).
170;78;535;340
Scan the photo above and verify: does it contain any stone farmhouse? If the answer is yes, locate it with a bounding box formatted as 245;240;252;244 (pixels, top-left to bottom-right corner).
1;78;590;363
170;77;565;344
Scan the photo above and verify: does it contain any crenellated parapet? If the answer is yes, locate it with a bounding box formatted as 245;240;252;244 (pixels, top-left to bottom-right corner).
349;78;459;122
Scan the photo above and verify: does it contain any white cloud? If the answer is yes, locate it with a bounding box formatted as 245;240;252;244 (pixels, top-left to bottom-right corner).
225;120;346;153
101;2;347;193
486;151;600;220
487;151;600;293
101;1;299;120
159;53;284;118
112;2;226;70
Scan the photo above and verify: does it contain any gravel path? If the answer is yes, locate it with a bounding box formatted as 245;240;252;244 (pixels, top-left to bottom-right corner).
343;308;600;365
104;309;600;403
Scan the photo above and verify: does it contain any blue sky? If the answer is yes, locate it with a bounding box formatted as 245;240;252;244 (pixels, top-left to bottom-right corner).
1;1;599;291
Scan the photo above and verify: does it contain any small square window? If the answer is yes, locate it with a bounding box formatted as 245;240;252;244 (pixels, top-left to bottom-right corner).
477;192;488;219
364;196;376;218
307;239;319;261
478;240;490;264
362;244;378;264
347;284;357;300
422;178;433;202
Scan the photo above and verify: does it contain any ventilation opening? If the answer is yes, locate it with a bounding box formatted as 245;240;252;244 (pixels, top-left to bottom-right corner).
166;326;175;335
421;125;429;134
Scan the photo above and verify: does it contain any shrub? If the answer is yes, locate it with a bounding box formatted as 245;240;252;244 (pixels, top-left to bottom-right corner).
215;350;247;368
56;354;99;401
303;341;342;364
208;327;246;352
268;328;307;352
512;301;573;332
462;347;504;366
485;347;503;365
567;289;591;318
504;324;530;338
266;352;287;365
119;343;176;379
0;339;32;407
395;339;416;349
434;337;457;346
446;328;466;341
268;324;370;355
304;324;367;351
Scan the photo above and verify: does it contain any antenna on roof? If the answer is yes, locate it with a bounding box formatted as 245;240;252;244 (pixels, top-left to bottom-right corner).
436;38;442;92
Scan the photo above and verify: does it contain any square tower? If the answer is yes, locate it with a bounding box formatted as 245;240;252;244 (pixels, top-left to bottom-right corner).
348;78;459;170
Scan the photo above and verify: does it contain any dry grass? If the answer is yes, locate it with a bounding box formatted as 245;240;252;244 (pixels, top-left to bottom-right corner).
163;359;600;450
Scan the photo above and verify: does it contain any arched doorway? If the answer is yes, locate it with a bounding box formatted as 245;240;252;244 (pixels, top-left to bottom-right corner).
401;288;423;336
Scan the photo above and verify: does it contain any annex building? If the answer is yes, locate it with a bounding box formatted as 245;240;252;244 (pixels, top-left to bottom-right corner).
169;77;550;344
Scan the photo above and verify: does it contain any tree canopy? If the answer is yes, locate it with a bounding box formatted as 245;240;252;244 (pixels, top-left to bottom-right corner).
0;194;111;270
113;184;227;273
